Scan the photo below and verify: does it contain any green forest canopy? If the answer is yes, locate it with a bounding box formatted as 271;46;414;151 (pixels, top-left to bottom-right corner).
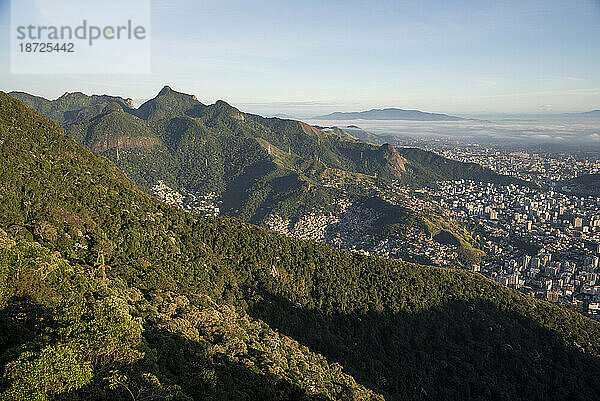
0;92;599;400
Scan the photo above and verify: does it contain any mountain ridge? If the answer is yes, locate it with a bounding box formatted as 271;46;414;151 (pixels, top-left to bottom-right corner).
559;173;600;196
9;87;529;267
563;109;600;117
8;87;520;189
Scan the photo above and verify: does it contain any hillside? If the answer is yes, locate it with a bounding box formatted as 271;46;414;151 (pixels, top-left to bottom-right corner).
8;88;529;268
394;147;524;187
9;88;523;226
312;108;465;121
2;93;600;400
559;173;600;196
0;92;381;400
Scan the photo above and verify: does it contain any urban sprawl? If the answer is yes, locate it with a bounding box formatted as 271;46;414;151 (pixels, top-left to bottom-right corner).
152;142;600;319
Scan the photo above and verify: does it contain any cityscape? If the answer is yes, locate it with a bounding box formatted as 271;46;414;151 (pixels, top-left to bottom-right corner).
152;137;600;319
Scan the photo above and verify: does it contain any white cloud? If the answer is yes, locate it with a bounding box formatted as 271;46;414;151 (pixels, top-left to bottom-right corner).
588;133;600;141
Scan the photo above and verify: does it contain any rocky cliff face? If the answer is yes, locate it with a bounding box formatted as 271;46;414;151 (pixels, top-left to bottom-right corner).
378;143;407;176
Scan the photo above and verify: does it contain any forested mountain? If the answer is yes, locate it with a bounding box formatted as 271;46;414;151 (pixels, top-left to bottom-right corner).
8;90;134;125
312;108;465;121
9;88;531;269
0;92;380;400
10;87;522;224
2;93;600;400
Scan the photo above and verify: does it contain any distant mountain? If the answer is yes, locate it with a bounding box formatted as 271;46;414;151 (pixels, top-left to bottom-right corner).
313;107;465;121
563;110;600;118
271;113;297;119
3;91;600;400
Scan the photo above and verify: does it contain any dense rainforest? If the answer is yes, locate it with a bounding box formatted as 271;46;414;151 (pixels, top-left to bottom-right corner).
1;92;600;400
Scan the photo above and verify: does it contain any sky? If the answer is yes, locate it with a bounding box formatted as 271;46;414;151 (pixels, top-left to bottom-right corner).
0;0;599;116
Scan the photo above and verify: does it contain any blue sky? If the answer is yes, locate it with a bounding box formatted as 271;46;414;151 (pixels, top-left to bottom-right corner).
0;0;599;115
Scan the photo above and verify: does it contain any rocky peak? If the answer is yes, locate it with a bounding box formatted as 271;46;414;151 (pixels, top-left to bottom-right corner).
124;98;135;109
59;91;87;100
158;85;172;96
157;86;198;102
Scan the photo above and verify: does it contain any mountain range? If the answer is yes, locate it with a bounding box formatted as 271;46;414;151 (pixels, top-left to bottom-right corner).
9;87;530;268
312;108;465;121
2;91;600;400
10;87;520;209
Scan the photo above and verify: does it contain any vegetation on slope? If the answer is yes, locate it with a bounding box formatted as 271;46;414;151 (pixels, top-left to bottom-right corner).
0;92;381;400
9;87;526;221
559;173;600;196
2;93;600;400
9;87;531;267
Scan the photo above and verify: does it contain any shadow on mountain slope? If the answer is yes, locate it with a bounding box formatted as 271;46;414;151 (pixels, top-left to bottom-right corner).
249;294;600;401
